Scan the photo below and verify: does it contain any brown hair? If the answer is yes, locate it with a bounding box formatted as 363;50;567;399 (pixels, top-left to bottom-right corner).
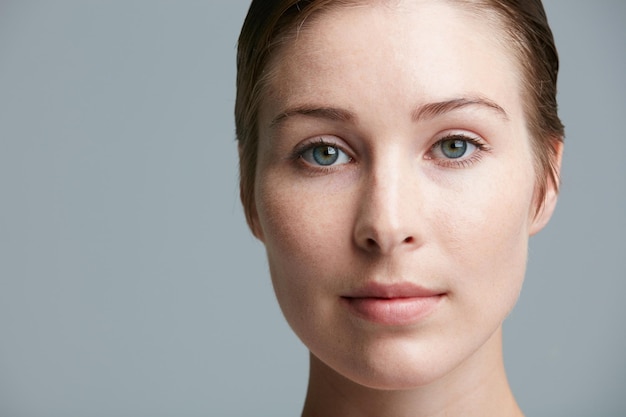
235;0;564;227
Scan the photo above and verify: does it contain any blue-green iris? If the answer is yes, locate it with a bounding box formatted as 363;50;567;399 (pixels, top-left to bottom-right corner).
312;145;339;165
440;139;467;159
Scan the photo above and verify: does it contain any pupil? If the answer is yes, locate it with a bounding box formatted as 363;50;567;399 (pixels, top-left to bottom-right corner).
313;146;339;165
442;139;467;159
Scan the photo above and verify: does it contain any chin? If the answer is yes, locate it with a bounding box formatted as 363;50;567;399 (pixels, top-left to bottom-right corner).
332;360;453;391
310;334;470;391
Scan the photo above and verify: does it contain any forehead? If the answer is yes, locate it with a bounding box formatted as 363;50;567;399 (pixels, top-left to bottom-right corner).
261;0;523;123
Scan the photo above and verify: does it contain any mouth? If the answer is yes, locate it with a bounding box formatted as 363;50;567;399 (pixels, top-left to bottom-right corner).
341;282;445;326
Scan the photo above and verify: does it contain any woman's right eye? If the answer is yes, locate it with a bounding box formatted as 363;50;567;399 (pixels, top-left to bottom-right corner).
299;142;352;167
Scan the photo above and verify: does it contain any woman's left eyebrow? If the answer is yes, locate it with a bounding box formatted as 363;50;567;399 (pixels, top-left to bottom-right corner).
412;97;509;122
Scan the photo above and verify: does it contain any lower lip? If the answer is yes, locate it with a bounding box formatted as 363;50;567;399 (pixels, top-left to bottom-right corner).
342;295;443;326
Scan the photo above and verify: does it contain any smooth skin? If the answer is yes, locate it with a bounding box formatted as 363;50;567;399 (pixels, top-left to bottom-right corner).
249;1;561;416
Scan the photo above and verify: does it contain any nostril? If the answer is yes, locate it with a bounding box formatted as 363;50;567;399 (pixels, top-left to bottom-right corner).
358;234;418;252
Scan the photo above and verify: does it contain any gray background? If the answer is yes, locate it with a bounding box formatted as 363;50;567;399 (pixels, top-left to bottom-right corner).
0;1;624;416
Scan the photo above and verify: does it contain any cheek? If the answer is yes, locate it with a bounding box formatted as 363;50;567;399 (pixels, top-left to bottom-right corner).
256;174;351;264
254;171;355;314
435;158;536;314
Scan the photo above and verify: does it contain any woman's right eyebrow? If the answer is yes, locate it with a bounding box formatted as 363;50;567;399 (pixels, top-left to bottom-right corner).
269;105;356;129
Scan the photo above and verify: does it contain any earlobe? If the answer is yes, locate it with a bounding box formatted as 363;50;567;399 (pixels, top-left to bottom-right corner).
529;139;564;236
249;205;265;242
241;185;265;242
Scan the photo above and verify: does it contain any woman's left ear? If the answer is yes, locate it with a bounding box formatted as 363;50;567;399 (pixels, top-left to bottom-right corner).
529;139;564;236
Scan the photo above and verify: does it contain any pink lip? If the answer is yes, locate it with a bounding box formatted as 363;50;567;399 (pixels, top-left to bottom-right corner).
341;282;445;326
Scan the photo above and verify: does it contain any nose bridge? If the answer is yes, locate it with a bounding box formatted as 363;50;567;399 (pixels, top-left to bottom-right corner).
370;153;403;228
354;145;419;253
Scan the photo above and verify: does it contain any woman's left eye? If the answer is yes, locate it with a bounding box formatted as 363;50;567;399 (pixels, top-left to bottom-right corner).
434;137;476;159
429;134;486;162
300;143;351;167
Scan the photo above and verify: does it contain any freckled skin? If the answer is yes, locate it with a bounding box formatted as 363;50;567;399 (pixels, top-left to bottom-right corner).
250;1;560;416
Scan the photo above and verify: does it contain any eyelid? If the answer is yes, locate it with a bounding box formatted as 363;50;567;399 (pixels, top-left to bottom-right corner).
434;129;485;144
292;136;346;157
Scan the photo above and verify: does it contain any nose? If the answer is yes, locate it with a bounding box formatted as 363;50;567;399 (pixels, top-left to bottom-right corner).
353;154;423;254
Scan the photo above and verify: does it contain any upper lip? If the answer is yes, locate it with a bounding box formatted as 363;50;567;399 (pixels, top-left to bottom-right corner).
343;281;444;299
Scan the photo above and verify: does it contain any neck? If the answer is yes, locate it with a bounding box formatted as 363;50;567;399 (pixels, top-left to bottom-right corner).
301;327;523;417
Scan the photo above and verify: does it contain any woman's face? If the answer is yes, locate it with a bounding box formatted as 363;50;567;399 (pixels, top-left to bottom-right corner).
251;0;557;389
